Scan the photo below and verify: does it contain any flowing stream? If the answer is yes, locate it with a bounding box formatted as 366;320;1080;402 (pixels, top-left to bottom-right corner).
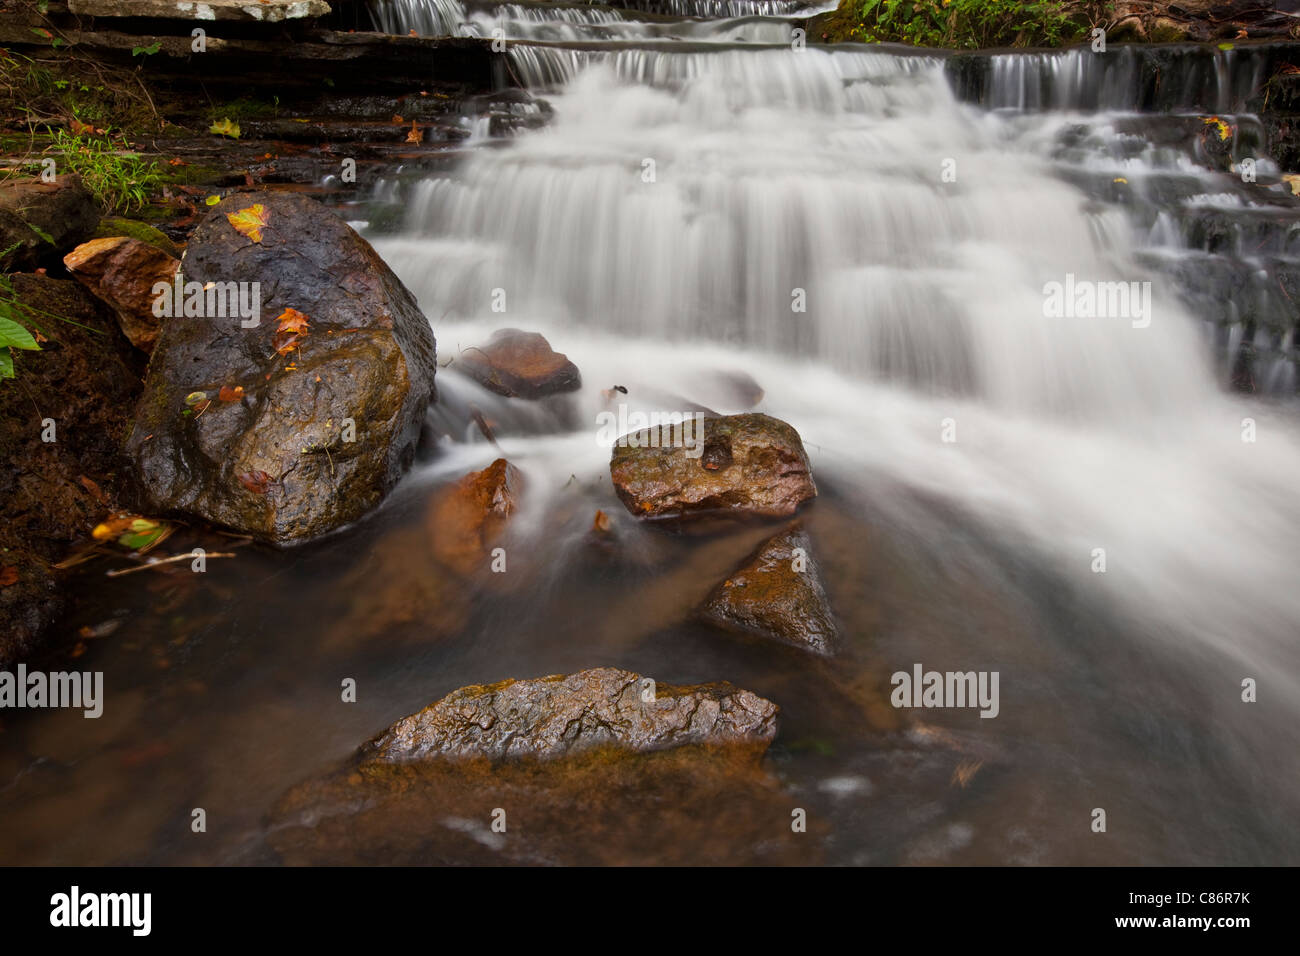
2;3;1298;865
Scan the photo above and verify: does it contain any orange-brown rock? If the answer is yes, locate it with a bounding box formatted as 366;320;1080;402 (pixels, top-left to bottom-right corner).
610;412;816;521
457;328;581;399
427;457;523;575
697;526;837;656
63;236;179;353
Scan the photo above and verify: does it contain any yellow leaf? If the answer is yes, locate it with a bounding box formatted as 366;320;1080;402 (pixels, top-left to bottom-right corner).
1283;174;1300;197
209;117;241;139
1113;177;1128;184
226;204;268;244
204;194;221;206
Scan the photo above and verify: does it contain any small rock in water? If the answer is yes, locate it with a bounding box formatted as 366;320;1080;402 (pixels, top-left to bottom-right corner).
63;236;179;353
610;412;816;520
697;525;838;656
457;328;581;399
426;457;523;576
364;666;779;763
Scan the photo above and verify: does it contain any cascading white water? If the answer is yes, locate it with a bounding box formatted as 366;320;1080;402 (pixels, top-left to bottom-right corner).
368;20;1300;742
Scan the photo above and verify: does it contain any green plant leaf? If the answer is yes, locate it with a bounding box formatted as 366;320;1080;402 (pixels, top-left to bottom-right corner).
0;350;13;380
0;317;40;351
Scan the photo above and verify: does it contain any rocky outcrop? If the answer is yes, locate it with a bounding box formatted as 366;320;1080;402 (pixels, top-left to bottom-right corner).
0;276;144;666
365;667;779;763
63;237;179;353
697;526;838;656
67;0;331;21
427;457;523;576
610;412;816;520
457;328;581;399
0;175;100;274
124;191;438;544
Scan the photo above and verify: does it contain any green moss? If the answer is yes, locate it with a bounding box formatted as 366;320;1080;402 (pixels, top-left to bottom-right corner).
816;0;1094;48
94;217;181;256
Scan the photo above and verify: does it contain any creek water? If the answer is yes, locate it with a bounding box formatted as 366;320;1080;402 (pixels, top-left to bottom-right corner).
2;3;1298;864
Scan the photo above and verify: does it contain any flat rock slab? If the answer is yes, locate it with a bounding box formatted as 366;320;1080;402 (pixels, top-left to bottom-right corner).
457;328;582;399
365;667;779;763
610;412;816;520
68;0;331;21
698;526;838;656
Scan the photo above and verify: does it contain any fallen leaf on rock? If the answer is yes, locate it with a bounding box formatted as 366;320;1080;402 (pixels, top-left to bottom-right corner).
0;566;17;588
237;470;272;495
209;117;241;139
218;385;245;402
273;308;311;355
1284;174;1300;197
406;121;423;144
227;203;268;243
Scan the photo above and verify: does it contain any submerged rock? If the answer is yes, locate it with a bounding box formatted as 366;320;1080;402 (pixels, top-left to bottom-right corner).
427;457;523;576
697;526;838;656
610;412;816;520
124;192;438;544
365;667;778;763
270;742;816;866
63;237;179;353
0;175;99;273
456;328;581;399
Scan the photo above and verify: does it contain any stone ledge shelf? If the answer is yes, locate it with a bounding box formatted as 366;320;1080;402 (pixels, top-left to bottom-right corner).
66;0;331;22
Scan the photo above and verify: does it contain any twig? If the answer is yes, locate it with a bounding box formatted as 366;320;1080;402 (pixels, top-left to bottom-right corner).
106;551;237;577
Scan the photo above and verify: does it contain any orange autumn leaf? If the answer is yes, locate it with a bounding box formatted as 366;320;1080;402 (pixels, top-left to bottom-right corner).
227;203;268;243
273;308;311;355
0;566;18;588
237;470;271;495
406;121;423;144
218;385;245;402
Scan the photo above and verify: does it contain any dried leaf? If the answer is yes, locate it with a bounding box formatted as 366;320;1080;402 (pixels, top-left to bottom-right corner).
209;117;241;139
237;470;271;495
273;308;311;355
218;385;245;402
406;121;423;144
226;203;268;243
0;566;18;588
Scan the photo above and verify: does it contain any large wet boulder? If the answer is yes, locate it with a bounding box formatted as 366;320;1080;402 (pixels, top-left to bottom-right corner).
124;192;438;544
366;667;778;763
456;328;581;399
610;412;816;520
697;526;838;656
0;276;144;666
0;175;100;273
63;237;179;353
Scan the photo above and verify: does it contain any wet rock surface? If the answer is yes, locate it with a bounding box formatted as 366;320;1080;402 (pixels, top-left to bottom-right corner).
0;276;143;666
269;743;817;866
63;237;179;353
610;412;816;520
456;328;582;399
0;175;100;273
698;525;838;656
125;191;438;544
365;667;779;762
427;457;523;576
